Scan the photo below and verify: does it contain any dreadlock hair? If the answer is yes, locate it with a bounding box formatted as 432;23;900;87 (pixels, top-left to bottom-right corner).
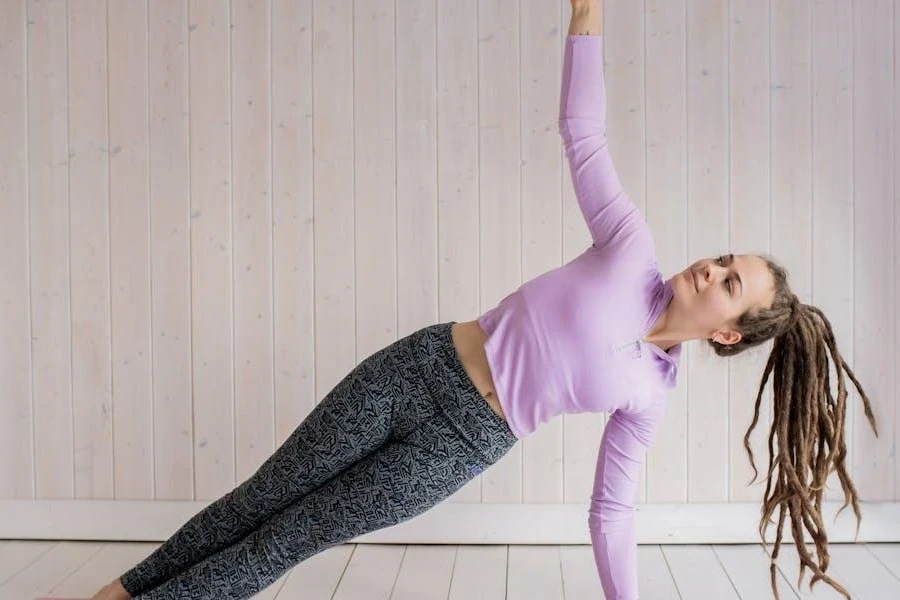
706;253;878;599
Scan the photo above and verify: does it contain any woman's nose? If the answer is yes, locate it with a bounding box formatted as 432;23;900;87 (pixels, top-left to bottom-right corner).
706;263;724;280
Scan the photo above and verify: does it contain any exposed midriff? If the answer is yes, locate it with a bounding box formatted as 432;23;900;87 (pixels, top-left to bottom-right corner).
450;321;506;422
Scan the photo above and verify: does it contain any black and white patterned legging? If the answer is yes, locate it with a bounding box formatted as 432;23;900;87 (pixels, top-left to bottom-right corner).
119;321;518;599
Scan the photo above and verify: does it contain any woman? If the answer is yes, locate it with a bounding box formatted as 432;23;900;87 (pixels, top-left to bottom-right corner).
93;1;876;599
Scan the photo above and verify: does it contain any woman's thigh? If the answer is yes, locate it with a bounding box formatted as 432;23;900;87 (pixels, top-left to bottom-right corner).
234;432;505;573
231;324;438;513
130;430;508;599
234;322;516;529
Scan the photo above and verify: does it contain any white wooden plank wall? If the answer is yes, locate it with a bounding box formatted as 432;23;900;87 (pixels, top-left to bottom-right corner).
0;0;896;537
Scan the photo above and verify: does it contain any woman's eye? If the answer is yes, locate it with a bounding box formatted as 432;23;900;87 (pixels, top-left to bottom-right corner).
716;257;731;294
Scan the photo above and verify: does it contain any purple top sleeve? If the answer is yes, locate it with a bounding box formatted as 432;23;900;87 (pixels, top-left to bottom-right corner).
558;34;644;254
589;399;667;599
559;34;665;599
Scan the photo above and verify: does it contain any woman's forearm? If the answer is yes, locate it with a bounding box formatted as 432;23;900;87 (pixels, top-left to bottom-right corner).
568;0;602;36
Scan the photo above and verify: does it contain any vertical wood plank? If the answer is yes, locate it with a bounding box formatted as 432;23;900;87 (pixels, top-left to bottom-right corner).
811;0;856;505
355;0;396;369
189;0;236;499
895;0;900;504
685;0;730;503
851;0;894;501
232;0;276;481
728;0;772;504
313;0;356;407
271;0;316;448
644;0;688;504
520;0;565;506
478;0;522;504
109;0;153;500
771;0;813;325
69;0;114;500
437;0;481;503
148;0;194;500
28;0;74;499
0;0;35;499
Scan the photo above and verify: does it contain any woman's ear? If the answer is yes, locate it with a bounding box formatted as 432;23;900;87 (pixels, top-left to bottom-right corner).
713;329;742;346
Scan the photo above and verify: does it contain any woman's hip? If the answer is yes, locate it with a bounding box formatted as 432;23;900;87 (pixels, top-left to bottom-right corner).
384;321;517;465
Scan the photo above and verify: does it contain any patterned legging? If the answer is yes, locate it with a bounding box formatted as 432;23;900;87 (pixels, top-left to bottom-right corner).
119;321;518;599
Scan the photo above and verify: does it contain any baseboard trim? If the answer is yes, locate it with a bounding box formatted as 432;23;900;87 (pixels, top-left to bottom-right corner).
2;500;897;544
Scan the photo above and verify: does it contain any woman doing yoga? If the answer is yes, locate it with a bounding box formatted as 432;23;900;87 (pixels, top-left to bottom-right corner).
92;1;876;599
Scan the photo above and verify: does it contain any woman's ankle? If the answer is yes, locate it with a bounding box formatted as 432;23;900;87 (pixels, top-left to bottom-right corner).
113;577;132;599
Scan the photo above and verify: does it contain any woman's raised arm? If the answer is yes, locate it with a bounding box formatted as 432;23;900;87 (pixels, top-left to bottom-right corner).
558;10;650;255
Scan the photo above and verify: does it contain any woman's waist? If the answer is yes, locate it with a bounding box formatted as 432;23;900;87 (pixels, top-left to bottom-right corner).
451;320;505;421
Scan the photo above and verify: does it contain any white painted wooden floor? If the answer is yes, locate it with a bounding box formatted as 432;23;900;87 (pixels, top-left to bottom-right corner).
2;540;900;599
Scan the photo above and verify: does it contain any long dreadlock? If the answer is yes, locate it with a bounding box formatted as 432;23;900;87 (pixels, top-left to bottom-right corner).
708;255;878;599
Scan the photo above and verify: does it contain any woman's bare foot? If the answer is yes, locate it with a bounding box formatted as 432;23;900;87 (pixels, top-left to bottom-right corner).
90;578;131;600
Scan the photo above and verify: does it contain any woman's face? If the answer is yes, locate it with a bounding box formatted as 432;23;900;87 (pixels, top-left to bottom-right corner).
668;254;776;345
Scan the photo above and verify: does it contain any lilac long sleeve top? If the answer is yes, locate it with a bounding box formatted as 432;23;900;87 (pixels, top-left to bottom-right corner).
476;34;683;600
